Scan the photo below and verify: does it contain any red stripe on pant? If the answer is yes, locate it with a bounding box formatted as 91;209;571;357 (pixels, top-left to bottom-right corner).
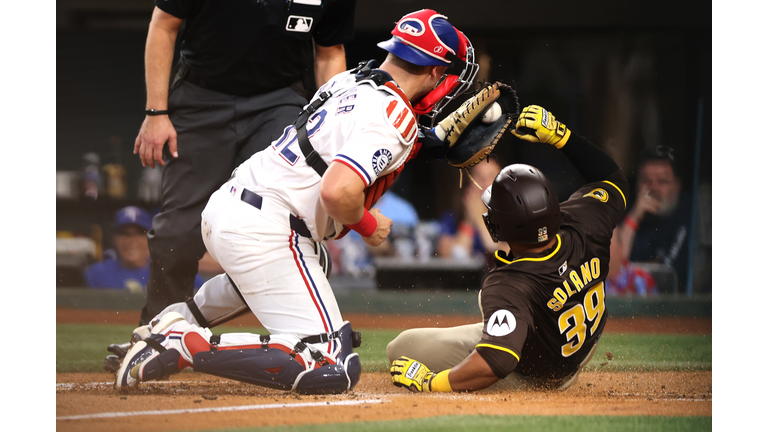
288;232;332;353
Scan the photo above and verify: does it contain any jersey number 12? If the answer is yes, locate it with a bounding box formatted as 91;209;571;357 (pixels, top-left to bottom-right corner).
272;110;328;165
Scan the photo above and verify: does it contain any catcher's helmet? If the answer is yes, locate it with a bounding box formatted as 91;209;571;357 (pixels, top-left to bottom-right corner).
482;164;561;244
377;9;478;124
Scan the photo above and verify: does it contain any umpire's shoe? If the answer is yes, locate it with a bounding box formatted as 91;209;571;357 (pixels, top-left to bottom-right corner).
115;312;187;390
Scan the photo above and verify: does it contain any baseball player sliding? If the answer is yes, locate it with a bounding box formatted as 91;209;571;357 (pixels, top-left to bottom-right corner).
113;9;517;394
388;106;630;392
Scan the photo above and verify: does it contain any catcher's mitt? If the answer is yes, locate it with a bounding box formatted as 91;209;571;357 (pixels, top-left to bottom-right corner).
438;81;520;168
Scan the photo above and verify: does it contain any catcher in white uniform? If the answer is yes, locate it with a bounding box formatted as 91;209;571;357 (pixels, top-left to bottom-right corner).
114;9;518;394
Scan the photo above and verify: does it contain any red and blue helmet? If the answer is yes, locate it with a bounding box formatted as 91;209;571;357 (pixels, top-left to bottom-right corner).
377;9;479;123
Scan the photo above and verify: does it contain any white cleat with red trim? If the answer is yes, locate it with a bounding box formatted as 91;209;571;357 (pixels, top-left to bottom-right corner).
115;312;212;390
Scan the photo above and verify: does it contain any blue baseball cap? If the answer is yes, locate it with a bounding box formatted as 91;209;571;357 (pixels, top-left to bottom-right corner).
113;206;153;232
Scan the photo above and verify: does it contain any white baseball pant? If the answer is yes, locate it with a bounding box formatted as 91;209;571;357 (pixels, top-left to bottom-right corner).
156;177;344;357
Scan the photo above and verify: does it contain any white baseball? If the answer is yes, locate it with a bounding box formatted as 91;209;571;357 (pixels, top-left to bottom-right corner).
482;102;502;124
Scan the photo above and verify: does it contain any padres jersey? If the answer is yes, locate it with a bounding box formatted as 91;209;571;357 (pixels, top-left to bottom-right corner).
234;69;418;241
475;170;629;381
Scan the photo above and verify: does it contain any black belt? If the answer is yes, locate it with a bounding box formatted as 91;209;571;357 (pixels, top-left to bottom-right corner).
185;64;304;98
240;188;312;238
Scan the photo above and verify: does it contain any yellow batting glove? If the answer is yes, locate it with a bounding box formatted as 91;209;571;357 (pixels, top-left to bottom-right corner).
511;105;571;148
390;357;436;392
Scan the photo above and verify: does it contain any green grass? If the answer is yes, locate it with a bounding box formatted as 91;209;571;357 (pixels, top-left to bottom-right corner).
56;324;711;373
201;415;711;432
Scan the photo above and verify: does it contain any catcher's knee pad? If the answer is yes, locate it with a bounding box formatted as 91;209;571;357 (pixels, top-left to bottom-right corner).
293;364;350;395
335;321;362;390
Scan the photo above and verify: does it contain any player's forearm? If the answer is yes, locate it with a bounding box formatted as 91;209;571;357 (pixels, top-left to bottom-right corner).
321;192;366;225
443;350;500;392
559;133;620;183
314;44;347;87
144;8;181;110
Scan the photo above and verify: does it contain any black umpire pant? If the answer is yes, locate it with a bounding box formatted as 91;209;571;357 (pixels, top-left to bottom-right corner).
140;80;307;325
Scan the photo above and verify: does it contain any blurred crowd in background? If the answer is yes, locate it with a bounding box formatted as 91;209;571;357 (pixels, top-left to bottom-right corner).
57;137;711;297
56;2;711;297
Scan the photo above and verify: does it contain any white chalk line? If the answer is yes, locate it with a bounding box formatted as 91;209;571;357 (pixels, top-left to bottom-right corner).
56;382;712;402
57;398;386;421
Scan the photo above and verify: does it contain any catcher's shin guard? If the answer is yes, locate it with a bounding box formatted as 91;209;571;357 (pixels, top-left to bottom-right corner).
193;347;307;391
193;333;356;395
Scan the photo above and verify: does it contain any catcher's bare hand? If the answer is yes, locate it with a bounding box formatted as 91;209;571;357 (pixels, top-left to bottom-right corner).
511;105;571;148
134;115;178;168
361;208;392;248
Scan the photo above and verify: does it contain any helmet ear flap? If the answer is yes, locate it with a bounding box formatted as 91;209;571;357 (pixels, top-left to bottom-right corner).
481;186;498;243
482;212;499;243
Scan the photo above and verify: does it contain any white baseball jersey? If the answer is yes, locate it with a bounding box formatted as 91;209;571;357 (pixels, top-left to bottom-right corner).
234;69;419;240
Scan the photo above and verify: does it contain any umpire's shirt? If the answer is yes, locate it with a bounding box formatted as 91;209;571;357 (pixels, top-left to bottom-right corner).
157;0;357;97
476;135;630;382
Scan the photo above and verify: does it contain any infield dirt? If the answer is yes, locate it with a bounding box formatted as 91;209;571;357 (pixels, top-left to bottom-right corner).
56;309;712;431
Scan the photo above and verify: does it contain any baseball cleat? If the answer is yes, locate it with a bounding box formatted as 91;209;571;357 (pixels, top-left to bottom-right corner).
114;312;186;391
103;321;155;370
103;354;121;373
107;342;132;359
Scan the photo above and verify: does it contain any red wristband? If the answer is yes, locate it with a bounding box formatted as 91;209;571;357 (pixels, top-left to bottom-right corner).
348;209;377;237
624;216;639;231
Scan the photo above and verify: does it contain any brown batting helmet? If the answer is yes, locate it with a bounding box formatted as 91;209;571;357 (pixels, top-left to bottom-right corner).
482;164;561;244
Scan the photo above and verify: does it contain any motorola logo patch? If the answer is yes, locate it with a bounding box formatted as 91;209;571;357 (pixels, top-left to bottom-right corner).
487;310;516;336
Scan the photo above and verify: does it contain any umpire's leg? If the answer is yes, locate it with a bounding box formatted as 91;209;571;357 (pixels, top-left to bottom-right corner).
141;82;240;325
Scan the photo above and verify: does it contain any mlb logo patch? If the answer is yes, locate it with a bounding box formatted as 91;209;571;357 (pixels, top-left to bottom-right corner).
230;186;237;196
286;16;313;32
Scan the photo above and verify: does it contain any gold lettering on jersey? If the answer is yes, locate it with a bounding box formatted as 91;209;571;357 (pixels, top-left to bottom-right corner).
569;270;585;291
553;288;568;304
563;280;577;296
548;298;564;312
590;258;600;278
548;257;602;311
580;262;593;284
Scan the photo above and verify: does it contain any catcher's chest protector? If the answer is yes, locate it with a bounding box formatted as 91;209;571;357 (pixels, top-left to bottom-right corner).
297;60;422;239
